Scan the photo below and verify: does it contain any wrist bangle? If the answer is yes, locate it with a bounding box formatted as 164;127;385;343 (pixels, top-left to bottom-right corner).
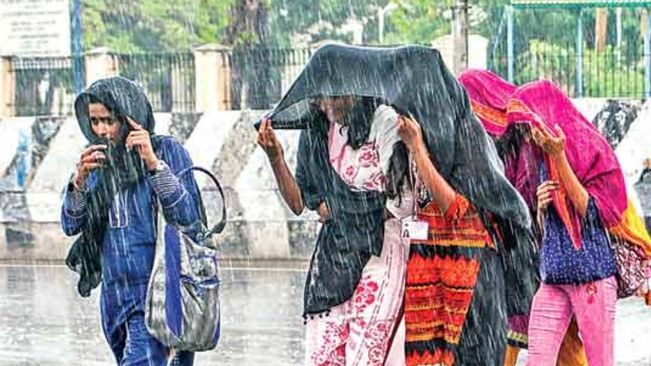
148;160;166;176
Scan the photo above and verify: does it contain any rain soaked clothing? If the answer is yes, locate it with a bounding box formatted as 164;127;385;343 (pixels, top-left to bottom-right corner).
302;103;410;366
62;77;200;366
304;219;408;366
259;45;536;321
458;69;517;138
66;76;175;297
404;194;506;366
527;276;617;366
459;69;539;356
507;80;651;256
460;70;592;366
294;102;388;316
505;80;644;365
263;45;533;233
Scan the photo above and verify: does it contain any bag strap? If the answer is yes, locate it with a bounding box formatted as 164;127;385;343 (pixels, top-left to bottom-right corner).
178;166;227;236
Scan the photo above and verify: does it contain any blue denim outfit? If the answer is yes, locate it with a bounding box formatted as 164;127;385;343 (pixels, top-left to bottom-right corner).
61;137;200;366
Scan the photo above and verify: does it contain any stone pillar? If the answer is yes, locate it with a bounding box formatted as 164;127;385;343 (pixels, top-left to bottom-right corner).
84;47;118;87
467;35;489;70
452;0;469;75
193;44;231;112
0;56;16;118
432;34;488;73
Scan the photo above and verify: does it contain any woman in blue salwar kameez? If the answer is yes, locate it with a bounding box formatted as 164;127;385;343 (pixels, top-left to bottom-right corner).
61;77;200;366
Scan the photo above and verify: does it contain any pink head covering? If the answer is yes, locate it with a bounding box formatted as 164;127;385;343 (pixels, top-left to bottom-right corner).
460;70;541;209
507;80;631;249
459;69;517;137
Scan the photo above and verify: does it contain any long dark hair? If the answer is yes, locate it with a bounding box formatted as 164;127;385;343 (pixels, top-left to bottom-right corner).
385;105;420;204
495;123;530;165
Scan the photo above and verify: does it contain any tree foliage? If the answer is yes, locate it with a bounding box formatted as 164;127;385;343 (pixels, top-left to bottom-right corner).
80;0;647;55
81;0;233;52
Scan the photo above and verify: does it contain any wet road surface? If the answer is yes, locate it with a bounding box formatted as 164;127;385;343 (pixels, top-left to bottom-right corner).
0;262;649;366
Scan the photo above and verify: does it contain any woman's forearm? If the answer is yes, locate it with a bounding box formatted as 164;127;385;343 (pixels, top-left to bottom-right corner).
411;143;457;213
551;152;589;217
270;157;305;215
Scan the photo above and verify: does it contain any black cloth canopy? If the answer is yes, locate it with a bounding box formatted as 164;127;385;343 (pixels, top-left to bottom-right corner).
257;44;536;316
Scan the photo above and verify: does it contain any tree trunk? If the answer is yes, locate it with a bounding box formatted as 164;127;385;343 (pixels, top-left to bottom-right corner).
225;0;270;110
225;0;268;46
452;0;469;75
595;8;608;52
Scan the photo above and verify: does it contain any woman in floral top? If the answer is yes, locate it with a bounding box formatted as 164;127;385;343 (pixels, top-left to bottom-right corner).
259;96;415;366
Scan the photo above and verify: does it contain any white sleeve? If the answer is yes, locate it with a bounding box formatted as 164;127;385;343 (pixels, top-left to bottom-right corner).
371;104;401;176
372;105;416;219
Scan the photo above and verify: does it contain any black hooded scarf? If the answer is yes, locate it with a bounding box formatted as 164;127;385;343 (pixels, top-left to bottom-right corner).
257;44;535;316
66;77;163;297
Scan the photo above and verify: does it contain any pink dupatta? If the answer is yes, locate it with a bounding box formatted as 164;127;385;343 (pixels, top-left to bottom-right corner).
507;80;651;255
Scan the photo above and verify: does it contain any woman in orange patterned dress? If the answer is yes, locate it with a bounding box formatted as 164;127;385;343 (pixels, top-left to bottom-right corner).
397;114;510;366
255;44;536;366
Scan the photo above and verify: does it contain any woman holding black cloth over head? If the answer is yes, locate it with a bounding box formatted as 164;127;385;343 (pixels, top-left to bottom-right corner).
256;44;537;366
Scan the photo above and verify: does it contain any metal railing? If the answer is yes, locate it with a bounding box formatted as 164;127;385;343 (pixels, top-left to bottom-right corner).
9;48;314;116
10;52;196;116
11;43;646;118
227;47;312;110
12;57;78;117
490;40;646;98
117;53;196;113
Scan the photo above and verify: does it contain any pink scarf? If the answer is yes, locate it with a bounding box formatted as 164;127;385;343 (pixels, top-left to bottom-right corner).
507;80;651;255
459;70;540;210
459;69;516;137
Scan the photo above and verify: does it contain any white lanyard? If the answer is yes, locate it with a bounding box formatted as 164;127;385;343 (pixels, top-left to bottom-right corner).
401;153;429;241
